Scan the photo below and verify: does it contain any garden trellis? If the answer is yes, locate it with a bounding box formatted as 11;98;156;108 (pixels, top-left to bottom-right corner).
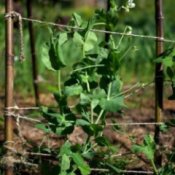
3;0;175;175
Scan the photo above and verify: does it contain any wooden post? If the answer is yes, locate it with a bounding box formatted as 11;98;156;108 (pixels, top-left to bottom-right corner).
26;0;40;106
154;0;164;167
5;0;14;174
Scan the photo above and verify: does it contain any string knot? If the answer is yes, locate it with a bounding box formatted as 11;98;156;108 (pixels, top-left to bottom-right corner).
5;11;21;20
5;11;25;62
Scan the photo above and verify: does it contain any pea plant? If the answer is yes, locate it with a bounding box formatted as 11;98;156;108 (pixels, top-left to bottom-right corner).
36;1;172;174
132;134;175;175
33;1;175;174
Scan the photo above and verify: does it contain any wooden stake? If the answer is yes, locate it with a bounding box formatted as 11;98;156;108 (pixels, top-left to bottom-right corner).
26;0;40;106
5;0;14;174
154;0;164;167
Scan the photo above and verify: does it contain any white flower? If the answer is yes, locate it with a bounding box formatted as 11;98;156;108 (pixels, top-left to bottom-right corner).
128;0;136;8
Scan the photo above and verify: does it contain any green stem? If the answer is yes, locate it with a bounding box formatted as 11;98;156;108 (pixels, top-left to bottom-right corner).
84;143;97;154
95;83;112;124
57;70;62;96
85;72;90;92
117;82;140;97
111;81;153;99
93;22;106;26
107;82;112;100
71;64;104;74
116;26;128;50
95;110;104;124
151;160;158;175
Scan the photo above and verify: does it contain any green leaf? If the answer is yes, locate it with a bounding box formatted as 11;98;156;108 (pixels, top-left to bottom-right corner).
58;33;68;45
95;136;111;146
80;74;89;84
74;32;84;45
84;31;98;52
76;119;90;126
60;154;70;172
41;106;59;123
100;96;125;112
111;77;123;96
41;44;55;71
54;114;75;135
56;125;74;135
132;134;156;161
80;93;91;105
82;124;103;136
59;142;72;156
91;99;99;109
98;47;109;59
49;38;64;70
71;153;91;175
155;48;175;68
57;33;84;67
161;57;173;67
72;13;83;27
64;85;83;96
92;88;106;100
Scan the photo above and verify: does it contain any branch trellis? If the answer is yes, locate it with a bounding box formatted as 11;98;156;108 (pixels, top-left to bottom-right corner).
3;0;173;175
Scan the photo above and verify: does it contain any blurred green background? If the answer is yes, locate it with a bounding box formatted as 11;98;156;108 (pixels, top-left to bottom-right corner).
0;0;175;97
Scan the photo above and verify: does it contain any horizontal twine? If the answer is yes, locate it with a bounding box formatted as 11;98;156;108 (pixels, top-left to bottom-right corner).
4;112;41;123
5;106;40;110
4;112;165;126
106;122;164;126
4;146;153;174
5;145;52;157
21;17;175;43
1;155;38;168
91;168;153;174
4;11;175;43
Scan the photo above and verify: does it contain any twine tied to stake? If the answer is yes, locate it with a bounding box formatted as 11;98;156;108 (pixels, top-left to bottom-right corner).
5;11;25;61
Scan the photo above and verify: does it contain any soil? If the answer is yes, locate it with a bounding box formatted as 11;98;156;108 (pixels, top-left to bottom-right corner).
0;85;175;174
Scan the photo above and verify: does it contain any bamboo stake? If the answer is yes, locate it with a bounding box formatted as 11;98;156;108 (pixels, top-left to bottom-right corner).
154;0;164;167
5;0;14;174
26;0;40;106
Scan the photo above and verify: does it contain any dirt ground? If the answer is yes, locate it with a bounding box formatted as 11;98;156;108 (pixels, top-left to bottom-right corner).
0;85;175;174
